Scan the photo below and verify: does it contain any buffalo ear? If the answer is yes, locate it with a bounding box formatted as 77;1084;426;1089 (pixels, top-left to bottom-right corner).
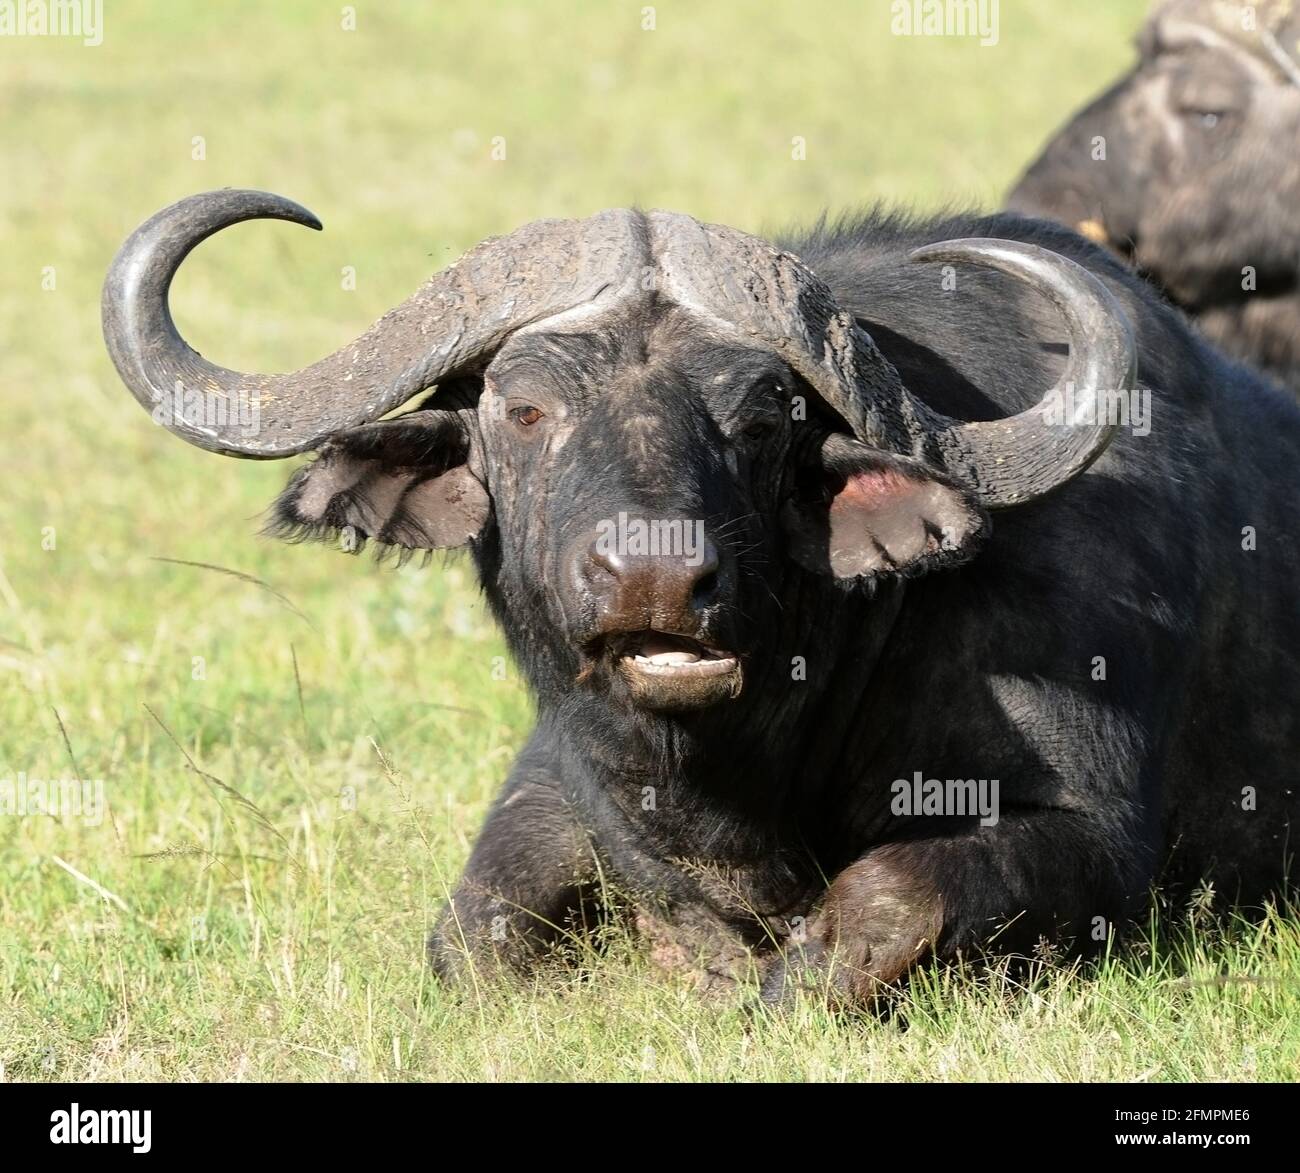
782;435;988;579
269;410;490;553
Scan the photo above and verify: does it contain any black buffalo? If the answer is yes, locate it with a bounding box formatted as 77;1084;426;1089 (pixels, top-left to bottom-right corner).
103;189;1300;1005
1008;0;1300;396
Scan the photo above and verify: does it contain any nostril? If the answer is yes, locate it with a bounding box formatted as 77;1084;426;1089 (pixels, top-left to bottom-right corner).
588;544;623;581
689;539;721;608
692;567;720;607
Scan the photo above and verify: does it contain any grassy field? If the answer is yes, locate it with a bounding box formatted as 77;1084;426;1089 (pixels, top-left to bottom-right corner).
2;0;1297;1082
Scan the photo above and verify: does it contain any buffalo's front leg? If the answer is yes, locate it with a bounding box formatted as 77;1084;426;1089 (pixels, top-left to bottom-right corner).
428;758;597;985
762;812;1151;1006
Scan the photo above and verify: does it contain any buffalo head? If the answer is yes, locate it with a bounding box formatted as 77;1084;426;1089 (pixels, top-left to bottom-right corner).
1007;0;1300;389
103;190;1134;713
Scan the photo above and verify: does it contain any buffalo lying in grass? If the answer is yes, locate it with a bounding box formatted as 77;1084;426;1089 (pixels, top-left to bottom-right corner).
103;189;1299;1005
1008;0;1300;396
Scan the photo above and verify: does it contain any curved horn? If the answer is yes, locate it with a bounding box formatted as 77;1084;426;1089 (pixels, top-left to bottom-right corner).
102;189;646;458
649;213;1135;508
907;239;1136;507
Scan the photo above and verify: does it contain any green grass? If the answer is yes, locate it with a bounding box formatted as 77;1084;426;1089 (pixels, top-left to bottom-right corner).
2;0;1297;1081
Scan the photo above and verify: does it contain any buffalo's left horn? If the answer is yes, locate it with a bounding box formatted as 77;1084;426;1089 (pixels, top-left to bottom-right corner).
649;214;1135;508
906;238;1137;506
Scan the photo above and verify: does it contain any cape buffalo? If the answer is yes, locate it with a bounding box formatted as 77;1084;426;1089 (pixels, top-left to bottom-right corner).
103;189;1299;1006
1008;0;1300;396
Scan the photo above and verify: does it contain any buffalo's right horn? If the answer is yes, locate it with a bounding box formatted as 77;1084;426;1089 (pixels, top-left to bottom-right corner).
650;213;1136;508
102;189;646;458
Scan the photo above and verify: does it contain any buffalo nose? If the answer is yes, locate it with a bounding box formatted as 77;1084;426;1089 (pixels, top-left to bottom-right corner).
584;529;721;630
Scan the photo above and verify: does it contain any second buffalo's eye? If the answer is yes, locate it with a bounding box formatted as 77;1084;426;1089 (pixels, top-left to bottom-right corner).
739;413;779;443
510;405;545;427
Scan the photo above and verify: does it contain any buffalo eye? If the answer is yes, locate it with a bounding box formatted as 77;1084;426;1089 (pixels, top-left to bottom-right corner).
1176;101;1231;130
736;406;783;443
510;404;545;427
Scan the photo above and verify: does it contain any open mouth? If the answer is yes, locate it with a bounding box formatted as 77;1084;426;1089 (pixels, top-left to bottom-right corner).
599;632;743;710
619;632;738;678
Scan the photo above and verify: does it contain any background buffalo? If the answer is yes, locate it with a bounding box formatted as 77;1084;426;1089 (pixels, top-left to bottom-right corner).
1009;0;1300;394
